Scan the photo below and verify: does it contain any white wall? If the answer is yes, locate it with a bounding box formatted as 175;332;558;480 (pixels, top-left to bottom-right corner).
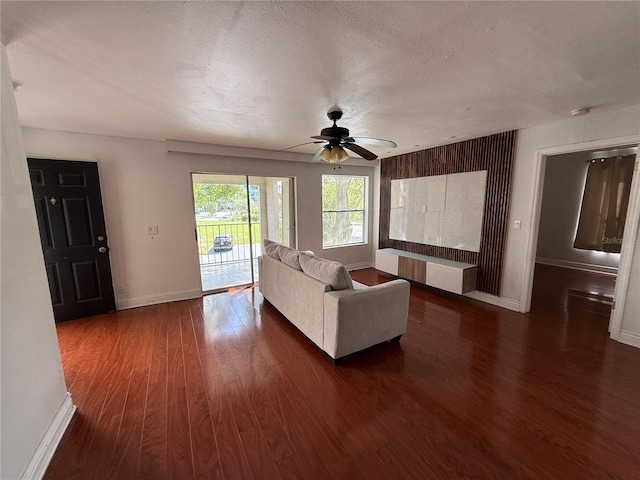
21;129;377;309
503;103;640;311
1;44;71;480
537;152;620;273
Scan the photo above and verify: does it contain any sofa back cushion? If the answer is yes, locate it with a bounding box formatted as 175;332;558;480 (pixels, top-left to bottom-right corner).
299;254;353;291
263;239;315;271
263;238;281;259
278;245;303;271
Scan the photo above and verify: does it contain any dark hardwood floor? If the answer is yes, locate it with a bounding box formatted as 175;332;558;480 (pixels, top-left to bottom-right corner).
45;266;639;479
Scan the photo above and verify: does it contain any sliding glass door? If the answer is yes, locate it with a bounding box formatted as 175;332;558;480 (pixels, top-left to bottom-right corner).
192;173;294;293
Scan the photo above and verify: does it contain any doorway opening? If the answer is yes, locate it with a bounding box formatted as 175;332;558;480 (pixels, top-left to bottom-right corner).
192;174;295;293
531;146;636;327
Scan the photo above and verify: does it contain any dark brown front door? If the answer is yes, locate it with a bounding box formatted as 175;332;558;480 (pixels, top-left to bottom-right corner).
28;158;116;322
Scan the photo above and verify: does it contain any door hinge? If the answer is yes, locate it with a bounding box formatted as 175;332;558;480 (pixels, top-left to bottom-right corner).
611;300;616;310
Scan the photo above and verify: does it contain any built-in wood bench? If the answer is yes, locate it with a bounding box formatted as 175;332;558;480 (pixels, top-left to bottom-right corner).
375;248;477;294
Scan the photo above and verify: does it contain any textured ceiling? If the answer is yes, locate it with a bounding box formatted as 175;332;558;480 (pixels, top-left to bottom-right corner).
2;1;639;158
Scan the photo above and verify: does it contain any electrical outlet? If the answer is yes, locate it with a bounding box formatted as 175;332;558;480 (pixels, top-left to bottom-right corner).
147;225;158;235
118;284;126;293
514;220;521;230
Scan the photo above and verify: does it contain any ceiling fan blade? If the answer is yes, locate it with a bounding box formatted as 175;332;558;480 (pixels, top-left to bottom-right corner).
311;135;338;141
349;137;398;148
343;143;378;161
277;140;325;152
310;146;325;163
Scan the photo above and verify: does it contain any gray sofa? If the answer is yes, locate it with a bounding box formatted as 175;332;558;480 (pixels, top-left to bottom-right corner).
258;240;410;361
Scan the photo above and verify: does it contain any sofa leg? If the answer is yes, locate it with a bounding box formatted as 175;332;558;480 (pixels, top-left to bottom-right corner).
390;334;402;343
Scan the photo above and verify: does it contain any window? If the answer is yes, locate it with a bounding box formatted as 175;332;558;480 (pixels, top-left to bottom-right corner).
322;174;368;248
574;154;635;253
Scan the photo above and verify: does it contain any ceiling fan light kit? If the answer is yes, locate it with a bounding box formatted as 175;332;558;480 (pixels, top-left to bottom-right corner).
319;145;350;163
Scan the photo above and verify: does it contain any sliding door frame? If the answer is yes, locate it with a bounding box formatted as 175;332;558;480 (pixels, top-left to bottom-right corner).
190;172;296;294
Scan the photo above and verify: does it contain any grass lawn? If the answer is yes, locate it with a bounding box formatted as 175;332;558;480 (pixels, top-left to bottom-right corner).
196;219;260;254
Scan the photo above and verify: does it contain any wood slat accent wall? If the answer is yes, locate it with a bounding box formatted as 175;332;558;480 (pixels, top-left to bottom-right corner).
379;130;517;295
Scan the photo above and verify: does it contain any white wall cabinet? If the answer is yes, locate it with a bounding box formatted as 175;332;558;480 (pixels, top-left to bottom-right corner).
375;248;477;295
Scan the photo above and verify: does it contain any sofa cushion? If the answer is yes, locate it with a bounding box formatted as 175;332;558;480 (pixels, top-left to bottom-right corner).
278;246;303;270
299;254;354;291
263;239;281;259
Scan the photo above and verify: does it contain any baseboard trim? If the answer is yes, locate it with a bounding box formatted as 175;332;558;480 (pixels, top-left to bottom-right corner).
346;261;373;271
464;291;521;312
536;257;618;276
116;289;202;310
21;392;76;480
616;330;640;349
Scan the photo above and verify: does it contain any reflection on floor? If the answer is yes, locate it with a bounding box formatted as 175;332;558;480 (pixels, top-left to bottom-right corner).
531;263;616;319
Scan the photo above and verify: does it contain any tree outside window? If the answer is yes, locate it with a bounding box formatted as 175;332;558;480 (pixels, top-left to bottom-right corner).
192;183;260;222
322;175;367;248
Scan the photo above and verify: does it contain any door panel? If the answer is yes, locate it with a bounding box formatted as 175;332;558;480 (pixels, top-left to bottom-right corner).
62;197;93;246
45;263;63;305
28;158;115;322
71;260;101;300
58;171;87;186
34;196;55;248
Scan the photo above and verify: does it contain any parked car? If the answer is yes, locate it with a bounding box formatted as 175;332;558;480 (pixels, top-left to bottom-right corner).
213;234;233;252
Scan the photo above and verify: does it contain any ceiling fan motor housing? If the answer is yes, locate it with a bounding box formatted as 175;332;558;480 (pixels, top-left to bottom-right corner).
322;109;349;142
320;125;350;142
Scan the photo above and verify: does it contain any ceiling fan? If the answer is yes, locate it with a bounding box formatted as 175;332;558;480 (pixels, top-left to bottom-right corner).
281;108;397;163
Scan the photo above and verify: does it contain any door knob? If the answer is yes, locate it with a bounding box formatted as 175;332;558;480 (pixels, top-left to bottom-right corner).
98;246;108;253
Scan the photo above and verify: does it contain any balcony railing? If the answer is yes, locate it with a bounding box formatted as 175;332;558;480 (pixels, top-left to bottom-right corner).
197;222;261;267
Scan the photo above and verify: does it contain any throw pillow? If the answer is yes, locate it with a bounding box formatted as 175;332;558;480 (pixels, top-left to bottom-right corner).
298;254;354;291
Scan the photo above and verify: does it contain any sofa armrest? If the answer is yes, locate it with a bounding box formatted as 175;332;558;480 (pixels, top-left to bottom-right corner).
323;279;410;359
